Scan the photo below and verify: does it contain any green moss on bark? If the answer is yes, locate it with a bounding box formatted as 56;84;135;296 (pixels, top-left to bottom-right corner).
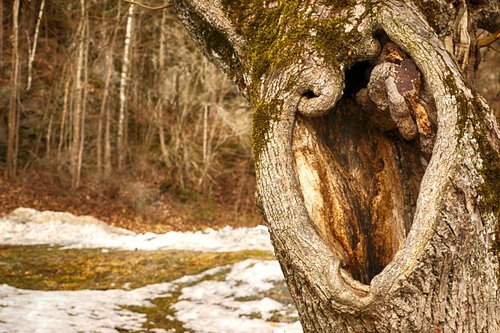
470;100;500;267
451;74;500;266
315;17;351;67
220;1;358;160
221;0;306;83
221;1;354;84
252;98;283;161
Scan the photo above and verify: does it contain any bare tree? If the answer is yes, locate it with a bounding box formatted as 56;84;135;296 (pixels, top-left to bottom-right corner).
157;8;170;170
0;1;5;67
97;2;121;178
26;0;45;91
117;3;135;170
6;0;21;179
172;0;499;331
70;0;88;189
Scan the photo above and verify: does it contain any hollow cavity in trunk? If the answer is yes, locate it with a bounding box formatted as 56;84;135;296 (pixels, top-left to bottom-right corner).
293;96;428;284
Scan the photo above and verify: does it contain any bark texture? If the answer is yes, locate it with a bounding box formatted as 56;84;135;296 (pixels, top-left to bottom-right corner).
173;0;499;331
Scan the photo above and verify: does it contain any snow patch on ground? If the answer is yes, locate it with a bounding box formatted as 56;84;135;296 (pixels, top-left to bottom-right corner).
175;260;301;333
0;260;301;333
0;208;273;252
0;284;168;333
0;208;302;332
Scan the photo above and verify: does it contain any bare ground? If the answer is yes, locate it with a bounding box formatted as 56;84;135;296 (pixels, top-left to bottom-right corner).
0;167;262;233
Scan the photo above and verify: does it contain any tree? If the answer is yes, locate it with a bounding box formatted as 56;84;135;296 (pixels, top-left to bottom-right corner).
117;3;135;171
70;0;89;190
170;0;499;331
6;0;20;179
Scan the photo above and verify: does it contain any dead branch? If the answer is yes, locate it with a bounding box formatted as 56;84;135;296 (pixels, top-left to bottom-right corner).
478;30;500;48
124;1;172;10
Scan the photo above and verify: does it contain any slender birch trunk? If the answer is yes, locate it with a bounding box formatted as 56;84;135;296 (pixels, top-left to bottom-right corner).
46;114;53;157
102;1;123;177
27;0;45;91
117;4;135;170
77;12;89;188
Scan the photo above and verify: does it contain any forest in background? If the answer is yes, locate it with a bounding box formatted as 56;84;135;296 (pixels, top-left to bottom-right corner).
0;0;259;231
0;0;497;231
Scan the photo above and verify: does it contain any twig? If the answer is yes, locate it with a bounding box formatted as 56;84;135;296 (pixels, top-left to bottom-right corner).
124;1;172;10
489;45;499;53
27;0;45;90
478;30;500;48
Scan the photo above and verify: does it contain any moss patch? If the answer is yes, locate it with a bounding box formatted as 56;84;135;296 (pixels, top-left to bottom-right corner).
122;295;188;332
222;0;300;83
121;267;235;332
252;98;283;160
452;73;500;269
0;245;274;291
470;102;500;267
220;1;359;159
221;0;353;85
234;280;298;323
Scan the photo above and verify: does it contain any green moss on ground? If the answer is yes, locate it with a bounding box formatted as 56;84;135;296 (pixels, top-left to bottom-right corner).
0;245;274;291
122;293;188;332
0;246;283;332
235;279;297;322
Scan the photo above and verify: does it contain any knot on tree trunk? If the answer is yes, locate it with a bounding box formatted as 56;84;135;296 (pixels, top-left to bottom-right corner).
296;64;345;117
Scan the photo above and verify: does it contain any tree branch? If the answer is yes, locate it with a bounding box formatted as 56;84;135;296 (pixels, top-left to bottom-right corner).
123;1;172;10
173;0;245;54
478;30;500;48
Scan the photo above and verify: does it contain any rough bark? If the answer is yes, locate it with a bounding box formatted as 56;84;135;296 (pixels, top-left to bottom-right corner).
173;0;499;331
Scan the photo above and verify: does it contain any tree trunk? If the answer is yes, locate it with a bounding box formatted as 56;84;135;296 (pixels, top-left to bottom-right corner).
70;0;87;190
0;0;4;67
117;3;135;170
57;76;72;163
97;44;114;177
6;0;20;179
27;0;45;91
172;0;499;331
157;8;171;171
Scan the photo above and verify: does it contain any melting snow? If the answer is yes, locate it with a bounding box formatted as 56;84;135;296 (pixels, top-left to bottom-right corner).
0;260;301;333
174;260;301;333
0;208;273;252
0;208;302;332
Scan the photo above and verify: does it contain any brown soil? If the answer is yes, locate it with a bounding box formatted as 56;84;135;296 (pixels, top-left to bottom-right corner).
0;168;262;234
